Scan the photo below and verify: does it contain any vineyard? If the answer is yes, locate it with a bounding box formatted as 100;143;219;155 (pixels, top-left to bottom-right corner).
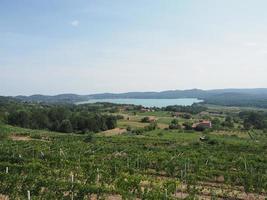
0;123;267;199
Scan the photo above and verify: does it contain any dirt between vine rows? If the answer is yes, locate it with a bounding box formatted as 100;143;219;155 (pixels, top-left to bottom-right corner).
140;173;267;200
9;135;32;141
0;195;9;200
90;194;124;200
9;134;49;142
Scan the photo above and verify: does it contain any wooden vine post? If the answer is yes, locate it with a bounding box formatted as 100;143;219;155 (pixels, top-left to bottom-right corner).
27;190;31;200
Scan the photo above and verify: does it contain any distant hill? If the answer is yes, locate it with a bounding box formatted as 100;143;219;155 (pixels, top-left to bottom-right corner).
11;88;267;108
16;94;88;103
87;89;208;99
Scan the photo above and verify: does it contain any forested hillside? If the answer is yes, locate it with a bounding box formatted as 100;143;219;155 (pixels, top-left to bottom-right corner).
13;88;267;108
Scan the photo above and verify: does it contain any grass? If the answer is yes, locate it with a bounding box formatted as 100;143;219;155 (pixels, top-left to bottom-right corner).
118;120;149;128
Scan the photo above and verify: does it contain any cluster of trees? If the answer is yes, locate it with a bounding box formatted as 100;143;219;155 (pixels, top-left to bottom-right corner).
164;104;207;114
204;93;267;108
168;119;181;129
239;111;267;130
210;116;235;130
2;102;117;133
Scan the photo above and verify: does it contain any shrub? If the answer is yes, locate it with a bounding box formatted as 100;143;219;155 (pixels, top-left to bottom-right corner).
169;123;181;130
58;119;73;133
141;117;150;123
83;132;94;143
0;132;7;140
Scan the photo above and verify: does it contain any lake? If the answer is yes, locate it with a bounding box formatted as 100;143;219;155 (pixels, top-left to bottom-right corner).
77;98;203;108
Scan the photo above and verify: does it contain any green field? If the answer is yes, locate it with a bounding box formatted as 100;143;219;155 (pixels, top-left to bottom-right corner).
0;122;267;199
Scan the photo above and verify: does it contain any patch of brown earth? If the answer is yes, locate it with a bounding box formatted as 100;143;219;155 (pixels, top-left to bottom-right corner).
100;128;127;136
0;195;9;200
10;135;31;141
90;194;122;200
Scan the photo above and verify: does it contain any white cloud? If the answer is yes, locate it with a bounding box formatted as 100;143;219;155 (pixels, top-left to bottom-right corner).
70;20;79;27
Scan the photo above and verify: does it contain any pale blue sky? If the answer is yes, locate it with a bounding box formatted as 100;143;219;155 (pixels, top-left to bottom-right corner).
1;0;267;95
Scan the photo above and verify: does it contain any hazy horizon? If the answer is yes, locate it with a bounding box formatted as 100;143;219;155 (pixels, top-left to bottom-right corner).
3;87;267;97
2;0;267;96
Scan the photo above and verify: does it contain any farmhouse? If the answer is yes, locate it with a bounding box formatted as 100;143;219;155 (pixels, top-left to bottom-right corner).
192;120;212;129
172;112;182;118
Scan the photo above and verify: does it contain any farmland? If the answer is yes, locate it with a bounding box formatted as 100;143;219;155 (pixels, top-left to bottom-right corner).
0;102;267;199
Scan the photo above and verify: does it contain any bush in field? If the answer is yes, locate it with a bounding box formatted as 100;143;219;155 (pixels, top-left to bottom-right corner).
183;122;193;130
201;136;219;145
221;116;234;128
169;119;181;129
211;118;221;130
169;124;181;129
141;117;150;123
0;132;7;140
126;126;132;132
181;113;191;119
144;122;158;131
195;124;206;132
116;115;124;120
83;132;94;143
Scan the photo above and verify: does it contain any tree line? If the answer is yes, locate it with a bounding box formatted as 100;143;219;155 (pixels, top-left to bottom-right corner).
0;99;117;133
164;104;207;114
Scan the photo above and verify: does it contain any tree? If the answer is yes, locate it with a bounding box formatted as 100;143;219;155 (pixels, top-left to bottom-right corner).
83;132;94;142
221;116;234;128
195;124;206;132
183;122;193;130
243;112;267;130
58;119;73;133
105;116;117;129
8;110;30;128
141;117;150;123
31;110;50;129
211;118;221;130
171;119;179;125
169;119;181;129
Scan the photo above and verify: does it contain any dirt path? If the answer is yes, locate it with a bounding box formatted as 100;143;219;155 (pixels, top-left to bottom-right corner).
99;128;127;136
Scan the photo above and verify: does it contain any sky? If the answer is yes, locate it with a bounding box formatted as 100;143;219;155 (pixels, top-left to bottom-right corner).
1;0;267;96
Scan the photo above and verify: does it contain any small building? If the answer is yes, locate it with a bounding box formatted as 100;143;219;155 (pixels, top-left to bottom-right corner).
192;120;212;129
172;112;182;118
140;108;151;112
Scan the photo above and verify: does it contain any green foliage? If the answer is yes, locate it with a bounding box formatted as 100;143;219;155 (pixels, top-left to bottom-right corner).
58;119;73;133
221;116;234;129
211;118;221;130
169;119;181;130
165;104;207;114
141;117;150;123
3;102;117;133
240;111;267;130
83;132;94;143
183;122;193;130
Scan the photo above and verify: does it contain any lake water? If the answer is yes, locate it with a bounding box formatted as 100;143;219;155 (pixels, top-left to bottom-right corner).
77;98;202;108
